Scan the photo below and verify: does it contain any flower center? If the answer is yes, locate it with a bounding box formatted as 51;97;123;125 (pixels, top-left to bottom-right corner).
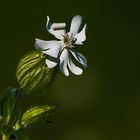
62;34;72;47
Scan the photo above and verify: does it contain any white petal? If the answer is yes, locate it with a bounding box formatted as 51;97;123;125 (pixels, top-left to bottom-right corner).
69;15;83;36
41;41;62;58
70;48;87;68
74;24;87;45
35;38;48;50
51;23;66;30
45;58;58;68
35;38;60;50
46;16;66;39
68;56;83;75
59;49;69;76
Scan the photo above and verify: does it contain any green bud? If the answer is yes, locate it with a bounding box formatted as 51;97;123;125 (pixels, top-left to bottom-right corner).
16;50;58;94
16;105;56;129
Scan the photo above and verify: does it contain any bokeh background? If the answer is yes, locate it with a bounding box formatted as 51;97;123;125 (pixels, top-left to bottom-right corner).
0;0;140;139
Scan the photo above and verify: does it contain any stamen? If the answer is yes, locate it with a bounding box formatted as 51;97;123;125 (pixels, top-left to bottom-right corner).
62;34;73;47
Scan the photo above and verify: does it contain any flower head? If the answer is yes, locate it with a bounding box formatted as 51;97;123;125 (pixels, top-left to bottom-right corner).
35;15;87;76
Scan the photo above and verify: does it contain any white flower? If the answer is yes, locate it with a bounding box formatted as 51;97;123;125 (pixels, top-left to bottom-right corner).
35;15;87;76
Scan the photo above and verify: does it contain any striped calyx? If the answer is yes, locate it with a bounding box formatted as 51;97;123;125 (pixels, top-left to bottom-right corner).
19;105;56;128
16;50;57;94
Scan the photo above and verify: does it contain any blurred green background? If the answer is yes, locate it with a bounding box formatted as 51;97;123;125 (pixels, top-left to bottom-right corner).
0;0;140;139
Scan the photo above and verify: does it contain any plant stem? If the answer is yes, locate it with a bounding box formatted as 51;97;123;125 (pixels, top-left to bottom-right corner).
2;133;9;140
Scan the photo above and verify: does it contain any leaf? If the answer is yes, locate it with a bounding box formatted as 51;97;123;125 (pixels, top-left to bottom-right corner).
0;88;17;125
9;129;29;140
13;129;30;140
0;88;22;128
0;88;17;105
8;103;22;128
16;50;58;94
17;105;57;129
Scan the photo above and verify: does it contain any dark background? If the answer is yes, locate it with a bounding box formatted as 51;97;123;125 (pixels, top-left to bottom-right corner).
0;0;140;139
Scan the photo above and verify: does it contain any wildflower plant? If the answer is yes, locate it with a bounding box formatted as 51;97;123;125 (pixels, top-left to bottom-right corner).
0;15;87;140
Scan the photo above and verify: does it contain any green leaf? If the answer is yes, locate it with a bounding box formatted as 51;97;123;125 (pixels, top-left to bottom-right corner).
0;88;17;125
12;129;30;140
8;103;22;128
17;105;56;129
0;88;22;128
16;50;58;94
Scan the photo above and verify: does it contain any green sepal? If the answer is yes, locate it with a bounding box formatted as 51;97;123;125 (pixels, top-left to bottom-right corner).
16;50;58;94
15;104;57;129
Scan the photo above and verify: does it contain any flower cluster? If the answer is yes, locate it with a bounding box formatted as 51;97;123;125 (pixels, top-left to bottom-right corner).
35;15;87;76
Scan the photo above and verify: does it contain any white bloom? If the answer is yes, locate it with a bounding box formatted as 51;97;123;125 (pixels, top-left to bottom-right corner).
35;15;87;76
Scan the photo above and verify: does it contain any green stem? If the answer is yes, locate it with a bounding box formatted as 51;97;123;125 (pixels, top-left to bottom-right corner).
2;133;9;140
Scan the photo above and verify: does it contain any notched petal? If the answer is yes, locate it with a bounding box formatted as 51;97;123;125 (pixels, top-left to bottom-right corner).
45;56;59;68
51;23;66;30
46;16;66;39
59;49;69;76
74;24;87;45
69;15;83;36
42;42;62;58
68;56;83;75
70;48;87;68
